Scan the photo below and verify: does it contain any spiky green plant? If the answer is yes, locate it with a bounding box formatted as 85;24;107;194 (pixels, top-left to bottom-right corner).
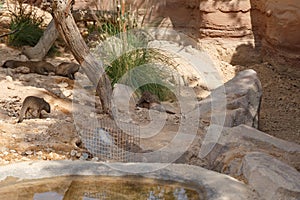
7;1;58;56
8;1;44;47
90;0;176;101
9;16;43;47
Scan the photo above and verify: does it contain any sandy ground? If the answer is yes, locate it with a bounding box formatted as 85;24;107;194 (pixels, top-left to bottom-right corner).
243;63;300;144
216;61;299;144
0;42;299;166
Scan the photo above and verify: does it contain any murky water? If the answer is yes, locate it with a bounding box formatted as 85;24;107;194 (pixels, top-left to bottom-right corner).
0;176;204;200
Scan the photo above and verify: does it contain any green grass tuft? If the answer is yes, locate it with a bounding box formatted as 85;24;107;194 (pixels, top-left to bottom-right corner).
9;16;43;47
7;1;56;57
89;1;177;101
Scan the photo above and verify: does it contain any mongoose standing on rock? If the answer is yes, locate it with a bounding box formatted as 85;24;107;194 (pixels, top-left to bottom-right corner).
17;96;51;123
55;62;80;80
2;60;56;75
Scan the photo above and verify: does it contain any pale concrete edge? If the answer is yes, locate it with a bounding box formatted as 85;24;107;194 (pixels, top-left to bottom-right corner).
0;160;258;200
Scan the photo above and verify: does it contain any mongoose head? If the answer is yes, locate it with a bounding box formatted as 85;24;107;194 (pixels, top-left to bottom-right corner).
44;101;51;113
1;60;14;68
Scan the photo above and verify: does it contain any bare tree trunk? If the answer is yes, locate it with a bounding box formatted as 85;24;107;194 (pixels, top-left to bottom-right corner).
51;0;112;114
21;9;116;60
22;19;58;60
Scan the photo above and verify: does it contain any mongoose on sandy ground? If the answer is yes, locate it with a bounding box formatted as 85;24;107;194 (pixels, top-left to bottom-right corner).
136;91;161;109
17;96;51;123
2;60;56;75
55;62;80;80
136;91;176;114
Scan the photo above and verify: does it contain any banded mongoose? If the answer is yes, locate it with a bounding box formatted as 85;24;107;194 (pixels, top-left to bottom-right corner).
17;96;51;123
1;60;56;75
136;91;161;109
55;62;80;80
136;91;176;114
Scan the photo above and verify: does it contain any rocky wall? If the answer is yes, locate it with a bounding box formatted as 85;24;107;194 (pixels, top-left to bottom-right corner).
251;0;300;77
72;0;300;77
125;0;253;39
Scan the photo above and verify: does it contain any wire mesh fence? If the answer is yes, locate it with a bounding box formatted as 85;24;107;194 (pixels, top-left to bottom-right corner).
79;118;140;162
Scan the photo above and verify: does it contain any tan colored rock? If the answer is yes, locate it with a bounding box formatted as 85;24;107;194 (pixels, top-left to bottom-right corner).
84;0;253;38
72;0;299;78
199;69;262;128
243;152;300;200
73;0;113;10
252;0;300;78
199;0;252;37
203;125;300;175
14;66;31;74
264;0;300;53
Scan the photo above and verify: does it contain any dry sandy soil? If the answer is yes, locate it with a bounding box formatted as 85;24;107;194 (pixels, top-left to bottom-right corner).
218;61;299;145
242;63;299;143
0;42;298;166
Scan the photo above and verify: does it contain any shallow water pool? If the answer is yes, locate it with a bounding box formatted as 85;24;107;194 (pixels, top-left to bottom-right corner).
0;176;204;200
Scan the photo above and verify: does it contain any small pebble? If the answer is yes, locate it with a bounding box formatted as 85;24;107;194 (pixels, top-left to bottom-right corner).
80;153;89;160
76;152;82;158
91;157;99;161
70;150;77;157
7;85;15;90
25;150;33;155
48;152;54;159
65;117;72;122
62;90;72;97
21;157;30;161
0;147;9;153
18;75;30;82
58;82;69;88
5;76;13;82
89;112;96;118
19;55;27;60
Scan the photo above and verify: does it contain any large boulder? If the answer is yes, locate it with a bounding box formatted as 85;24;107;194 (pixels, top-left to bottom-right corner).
203;125;300;175
242;152;300;200
180;124;300;179
126;0;253;38
199;69;262;128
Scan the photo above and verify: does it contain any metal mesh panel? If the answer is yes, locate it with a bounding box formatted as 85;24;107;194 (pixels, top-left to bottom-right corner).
79;118;140;162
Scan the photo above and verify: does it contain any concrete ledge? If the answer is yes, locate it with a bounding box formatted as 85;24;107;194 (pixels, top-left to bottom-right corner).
0;160;258;200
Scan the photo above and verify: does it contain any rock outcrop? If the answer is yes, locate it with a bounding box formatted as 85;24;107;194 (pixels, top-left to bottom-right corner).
184;118;300;199
177;69;300;199
243;152;300;200
72;0;299;77
199;69;262;128
251;0;300;78
204;125;300;174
